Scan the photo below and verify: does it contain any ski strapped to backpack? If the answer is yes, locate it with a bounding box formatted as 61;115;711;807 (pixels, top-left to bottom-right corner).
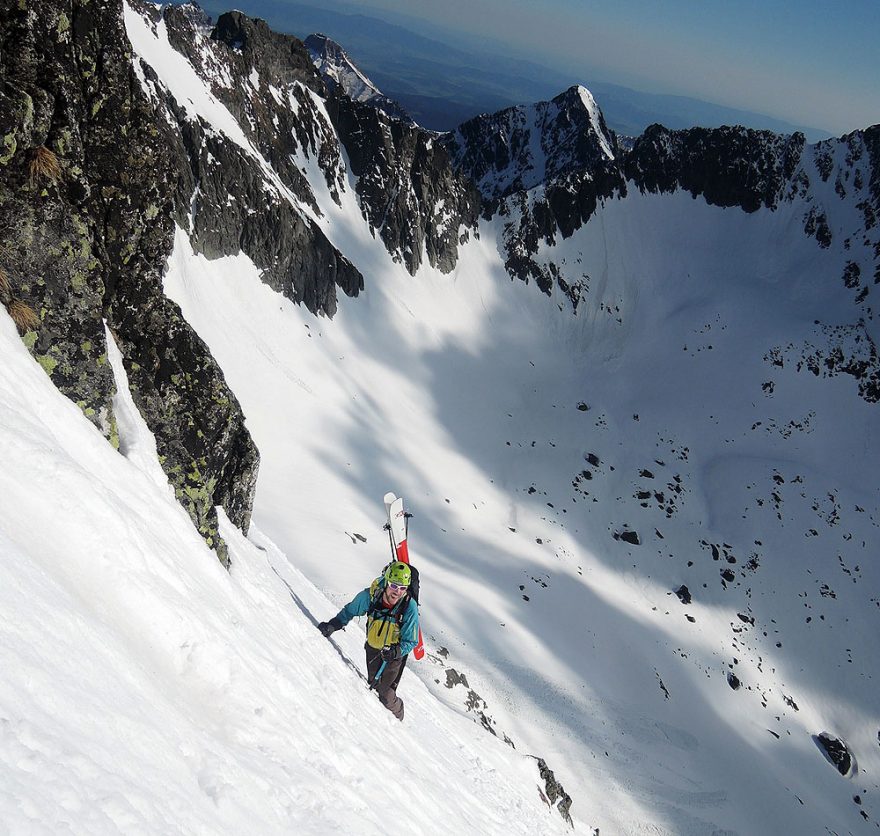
383;492;424;660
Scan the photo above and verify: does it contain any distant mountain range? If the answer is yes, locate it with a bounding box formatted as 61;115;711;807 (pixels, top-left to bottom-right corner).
197;0;833;140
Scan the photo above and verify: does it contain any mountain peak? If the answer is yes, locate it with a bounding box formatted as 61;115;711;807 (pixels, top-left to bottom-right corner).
212;10;325;94
441;85;619;203
171;1;213;29
305;32;414;124
550;84;616;160
305;32;379;102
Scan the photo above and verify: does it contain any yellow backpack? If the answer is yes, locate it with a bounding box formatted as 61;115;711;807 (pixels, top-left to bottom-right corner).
365;577;410;650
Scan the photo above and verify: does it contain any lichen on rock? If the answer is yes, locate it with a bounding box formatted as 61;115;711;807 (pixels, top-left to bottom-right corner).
0;0;259;566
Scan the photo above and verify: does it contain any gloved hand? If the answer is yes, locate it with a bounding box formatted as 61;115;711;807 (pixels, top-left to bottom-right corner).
380;644;401;662
318;617;343;637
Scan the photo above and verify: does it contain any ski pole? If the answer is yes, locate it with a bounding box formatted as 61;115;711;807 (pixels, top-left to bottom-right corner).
370;659;387;690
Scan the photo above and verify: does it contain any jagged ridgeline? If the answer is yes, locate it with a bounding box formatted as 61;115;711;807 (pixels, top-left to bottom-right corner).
1;0;879;565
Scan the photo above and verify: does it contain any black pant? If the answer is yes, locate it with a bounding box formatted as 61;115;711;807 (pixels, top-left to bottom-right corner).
365;644;408;720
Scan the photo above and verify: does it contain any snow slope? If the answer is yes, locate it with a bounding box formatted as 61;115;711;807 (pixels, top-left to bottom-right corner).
3;5;877;835
0;312;571;834
163;178;880;835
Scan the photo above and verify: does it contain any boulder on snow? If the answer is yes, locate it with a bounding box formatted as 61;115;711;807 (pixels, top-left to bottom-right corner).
815;733;857;777
674;585;692;604
444;668;469;689
532;756;574;827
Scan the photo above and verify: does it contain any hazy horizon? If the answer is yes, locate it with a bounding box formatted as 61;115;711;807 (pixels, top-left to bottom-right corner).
304;0;878;136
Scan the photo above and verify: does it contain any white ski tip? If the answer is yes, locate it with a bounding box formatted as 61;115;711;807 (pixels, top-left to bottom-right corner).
383;491;397;505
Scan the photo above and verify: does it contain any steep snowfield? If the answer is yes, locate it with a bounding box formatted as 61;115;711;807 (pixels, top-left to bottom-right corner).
3;4;874;834
163;177;880;835
0;313;571;834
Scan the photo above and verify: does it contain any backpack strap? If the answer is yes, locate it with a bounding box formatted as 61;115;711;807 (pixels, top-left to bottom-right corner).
393;591;411;626
367;578;384;617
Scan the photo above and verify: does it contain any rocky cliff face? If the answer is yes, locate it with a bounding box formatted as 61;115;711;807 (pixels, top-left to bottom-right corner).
135;2;364;317
443;85;621;206
0;0;258;565
129;3;479;299
440;86;625;299
624;124;808;212
327;92;480;274
303;32;481;273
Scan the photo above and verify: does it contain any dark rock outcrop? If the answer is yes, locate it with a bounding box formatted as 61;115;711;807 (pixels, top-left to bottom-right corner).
149;5;476;291
532;756;574;827
151;5;363;317
212;10;323;96
442;86;624;302
0;0;154;444
0;0;258;565
443;85;622;208
326;92;480;274
815;732;856;776
624;124;808;212
616;530;641;546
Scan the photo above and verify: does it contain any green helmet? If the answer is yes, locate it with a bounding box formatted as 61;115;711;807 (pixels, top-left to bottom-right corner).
384;561;411;587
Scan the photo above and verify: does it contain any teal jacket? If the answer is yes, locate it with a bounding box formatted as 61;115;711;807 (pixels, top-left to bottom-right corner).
336;580;419;657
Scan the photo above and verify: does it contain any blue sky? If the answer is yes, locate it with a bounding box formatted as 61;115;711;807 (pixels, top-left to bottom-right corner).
339;0;879;134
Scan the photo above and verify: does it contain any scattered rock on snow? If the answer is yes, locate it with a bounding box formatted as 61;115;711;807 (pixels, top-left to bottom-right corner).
655;670;670;699
674;585;692;604
531;756;574;827
444;668;469;689
815;733;857;776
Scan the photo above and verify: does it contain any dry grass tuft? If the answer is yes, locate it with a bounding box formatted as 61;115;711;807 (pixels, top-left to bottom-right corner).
7;299;40;333
29;145;62;185
0;267;10;297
